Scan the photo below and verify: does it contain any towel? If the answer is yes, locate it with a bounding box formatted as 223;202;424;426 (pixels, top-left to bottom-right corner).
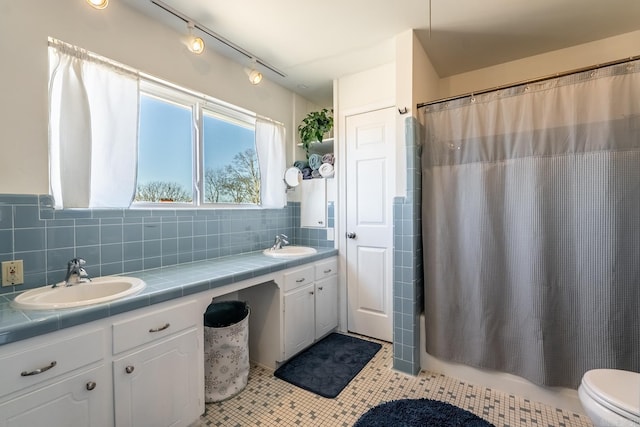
308;153;323;170
293;160;308;170
301;167;313;179
311;169;321;179
322;153;334;165
318;163;334;178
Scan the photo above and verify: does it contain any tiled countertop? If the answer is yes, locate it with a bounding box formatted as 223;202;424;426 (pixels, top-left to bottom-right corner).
0;247;337;346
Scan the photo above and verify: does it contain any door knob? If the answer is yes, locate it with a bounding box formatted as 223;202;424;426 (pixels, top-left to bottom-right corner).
346;232;356;239
125;365;135;374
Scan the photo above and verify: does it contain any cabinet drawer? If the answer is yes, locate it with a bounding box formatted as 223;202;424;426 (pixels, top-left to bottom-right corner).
0;328;104;399
315;258;337;281
112;299;198;354
282;266;314;292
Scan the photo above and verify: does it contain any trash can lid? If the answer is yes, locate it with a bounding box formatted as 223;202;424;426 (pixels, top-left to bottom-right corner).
204;300;249;327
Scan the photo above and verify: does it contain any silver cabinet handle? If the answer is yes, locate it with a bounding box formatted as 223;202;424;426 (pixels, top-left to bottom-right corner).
323;269;332;273
309;291;314;295
149;323;170;333
21;361;57;377
318;286;324;291
346;232;356;239
86;381;97;391
125;365;135;374
296;278;305;283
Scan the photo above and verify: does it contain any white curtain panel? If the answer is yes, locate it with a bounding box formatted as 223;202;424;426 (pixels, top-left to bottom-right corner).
48;42;139;209
420;60;640;388
255;118;286;208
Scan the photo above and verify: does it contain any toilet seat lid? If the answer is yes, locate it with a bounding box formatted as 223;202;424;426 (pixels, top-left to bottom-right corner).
582;369;640;419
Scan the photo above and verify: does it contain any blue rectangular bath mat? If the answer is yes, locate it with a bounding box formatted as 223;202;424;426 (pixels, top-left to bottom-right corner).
274;333;382;398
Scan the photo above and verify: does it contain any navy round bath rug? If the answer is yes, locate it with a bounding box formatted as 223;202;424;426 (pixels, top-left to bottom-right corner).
353;398;494;427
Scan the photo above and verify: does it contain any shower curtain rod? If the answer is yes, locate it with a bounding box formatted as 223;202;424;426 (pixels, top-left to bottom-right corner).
417;55;640;109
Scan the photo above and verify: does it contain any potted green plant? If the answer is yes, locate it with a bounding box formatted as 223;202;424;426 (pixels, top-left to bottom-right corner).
298;108;333;158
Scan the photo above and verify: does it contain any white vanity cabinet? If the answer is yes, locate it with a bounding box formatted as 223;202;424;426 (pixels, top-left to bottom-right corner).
313;258;338;340
112;300;202;427
282;258;338;360
0;329;110;427
282;266;316;359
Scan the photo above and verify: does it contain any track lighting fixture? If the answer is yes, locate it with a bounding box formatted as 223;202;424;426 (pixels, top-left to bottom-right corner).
87;0;109;9
187;22;205;54
246;60;263;85
248;69;263;85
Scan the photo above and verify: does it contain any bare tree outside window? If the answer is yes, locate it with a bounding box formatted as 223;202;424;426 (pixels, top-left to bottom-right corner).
204;148;260;204
135;181;192;202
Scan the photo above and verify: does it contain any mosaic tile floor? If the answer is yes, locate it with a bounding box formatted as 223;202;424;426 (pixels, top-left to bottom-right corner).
198;338;593;427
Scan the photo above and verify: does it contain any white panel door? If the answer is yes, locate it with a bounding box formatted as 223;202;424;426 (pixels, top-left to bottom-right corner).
345;107;395;342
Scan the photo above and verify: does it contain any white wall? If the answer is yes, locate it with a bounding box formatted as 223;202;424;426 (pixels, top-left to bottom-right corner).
438;29;640;100
0;0;299;195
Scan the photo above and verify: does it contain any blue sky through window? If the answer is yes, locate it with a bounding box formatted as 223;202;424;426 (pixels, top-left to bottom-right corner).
137;94;257;202
138;95;193;190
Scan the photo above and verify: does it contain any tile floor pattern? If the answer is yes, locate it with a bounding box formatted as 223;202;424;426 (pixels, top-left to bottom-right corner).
198;338;593;427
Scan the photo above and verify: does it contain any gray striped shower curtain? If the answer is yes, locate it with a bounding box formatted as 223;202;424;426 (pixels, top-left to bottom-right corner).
419;60;640;388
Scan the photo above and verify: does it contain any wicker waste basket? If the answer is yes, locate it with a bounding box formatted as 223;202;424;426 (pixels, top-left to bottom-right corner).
203;300;250;402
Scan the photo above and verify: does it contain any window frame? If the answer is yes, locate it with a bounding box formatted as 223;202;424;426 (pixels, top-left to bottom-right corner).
133;78;261;209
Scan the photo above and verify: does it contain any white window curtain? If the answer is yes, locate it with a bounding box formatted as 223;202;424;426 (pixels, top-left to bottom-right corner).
48;39;139;209
255;118;286;208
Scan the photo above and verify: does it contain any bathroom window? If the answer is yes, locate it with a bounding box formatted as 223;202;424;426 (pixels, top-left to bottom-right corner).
49;38;285;210
136;93;194;204
202;110;259;205
134;80;260;207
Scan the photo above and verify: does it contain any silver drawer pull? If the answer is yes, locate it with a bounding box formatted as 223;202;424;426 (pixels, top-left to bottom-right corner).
295;278;305;283
318;286;324;291
125;365;135;374
21;361;57;377
323;269;332;274
86;381;97;391
149;323;170;333
309;291;314;295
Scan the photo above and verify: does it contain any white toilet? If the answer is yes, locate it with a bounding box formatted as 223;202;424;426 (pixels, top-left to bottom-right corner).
578;369;640;427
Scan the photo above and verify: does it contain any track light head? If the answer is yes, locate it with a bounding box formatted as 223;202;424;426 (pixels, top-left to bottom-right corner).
187;22;205;54
248;69;263;85
87;0;109;9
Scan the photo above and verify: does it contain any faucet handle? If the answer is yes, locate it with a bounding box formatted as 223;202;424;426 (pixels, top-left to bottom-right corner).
68;257;86;268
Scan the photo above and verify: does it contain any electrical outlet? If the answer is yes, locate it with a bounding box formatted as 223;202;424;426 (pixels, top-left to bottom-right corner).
2;260;24;286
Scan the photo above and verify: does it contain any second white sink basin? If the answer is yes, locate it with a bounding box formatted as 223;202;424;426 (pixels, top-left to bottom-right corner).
263;246;317;258
12;276;146;310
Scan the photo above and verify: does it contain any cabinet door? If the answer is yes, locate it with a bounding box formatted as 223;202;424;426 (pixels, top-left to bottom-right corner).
315;275;338;340
0;365;110;427
300;179;327;228
283;283;315;360
113;328;200;427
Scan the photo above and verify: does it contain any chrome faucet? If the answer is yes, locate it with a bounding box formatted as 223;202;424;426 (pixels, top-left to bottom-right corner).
271;234;289;250
55;257;91;287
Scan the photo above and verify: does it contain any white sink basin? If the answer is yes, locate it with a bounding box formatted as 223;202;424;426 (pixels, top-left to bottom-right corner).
12;276;146;310
263;246;317;258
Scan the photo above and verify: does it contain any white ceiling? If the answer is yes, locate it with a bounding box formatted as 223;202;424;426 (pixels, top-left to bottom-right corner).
125;0;640;106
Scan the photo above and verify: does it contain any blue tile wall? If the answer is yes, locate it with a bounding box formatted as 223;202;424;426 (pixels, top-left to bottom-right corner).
289;201;335;248
392;117;424;375
0;196;332;294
